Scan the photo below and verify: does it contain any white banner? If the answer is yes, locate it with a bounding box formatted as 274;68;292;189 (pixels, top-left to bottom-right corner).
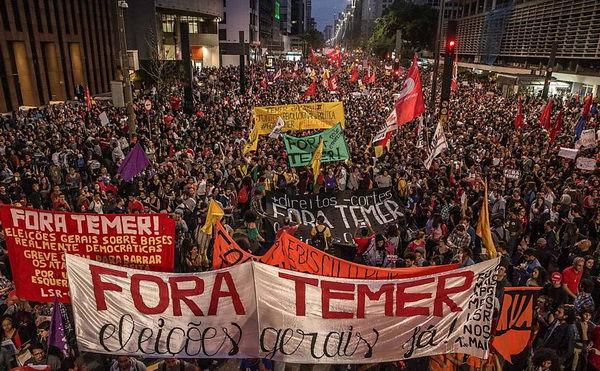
254;258;499;363
580;129;597;148
66;255;258;358
576;157;597;171
558;147;578;159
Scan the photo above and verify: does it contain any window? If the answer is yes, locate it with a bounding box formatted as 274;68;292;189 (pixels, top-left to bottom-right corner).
162;21;174;33
219;28;226;41
223;12;226;24
188;21;198;33
223;0;226;7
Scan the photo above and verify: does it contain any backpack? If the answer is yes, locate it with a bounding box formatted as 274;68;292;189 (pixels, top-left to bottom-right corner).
312;225;328;250
238;186;249;204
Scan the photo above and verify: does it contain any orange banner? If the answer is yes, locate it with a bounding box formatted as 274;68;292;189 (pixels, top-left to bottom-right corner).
213;223;459;279
492;287;541;364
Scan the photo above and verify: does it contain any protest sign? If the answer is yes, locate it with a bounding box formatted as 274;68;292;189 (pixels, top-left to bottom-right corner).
212;223;460;279
580;129;597;148
576;157;596;171
254;258;499;363
99;111;109;126
264;188;402;245
0;206;175;302
66;254;258;358
503;169;520;180
283;123;349;167
558;147;578;159
245;102;345;152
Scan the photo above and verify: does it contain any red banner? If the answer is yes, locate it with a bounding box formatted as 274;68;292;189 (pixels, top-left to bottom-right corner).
0;206;175;303
213;223;459;279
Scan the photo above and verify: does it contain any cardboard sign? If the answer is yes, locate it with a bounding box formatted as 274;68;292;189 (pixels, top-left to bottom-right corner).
576;157;596;171
0;206;175;302
558;147;578;159
580;129;597;148
503;169;520;180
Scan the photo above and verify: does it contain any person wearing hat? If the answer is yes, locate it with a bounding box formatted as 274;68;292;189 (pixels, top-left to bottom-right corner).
542;272;569;311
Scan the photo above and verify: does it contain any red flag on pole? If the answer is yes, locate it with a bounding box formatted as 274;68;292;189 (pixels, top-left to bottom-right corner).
349;68;359;82
368;70;376;84
514;97;524;129
394;55;425;126
582;93;593;117
328;75;338;92
539;100;553;129
549;110;563;143
273;69;282;81
303;80;317;99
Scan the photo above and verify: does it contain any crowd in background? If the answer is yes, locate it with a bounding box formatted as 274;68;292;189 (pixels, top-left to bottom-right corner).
0;50;598;370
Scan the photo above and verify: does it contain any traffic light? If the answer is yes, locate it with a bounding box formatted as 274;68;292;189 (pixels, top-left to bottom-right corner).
447;39;456;51
440;20;457;105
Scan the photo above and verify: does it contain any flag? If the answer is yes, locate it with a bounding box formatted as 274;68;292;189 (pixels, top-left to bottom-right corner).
476;179;498;258
492;287;541;364
328;75;338;92
85;86;92;110
395;55;425;126
539;100;553;129
260;78;268;89
309;48;318;64
349;68;359;82
294;62;299;71
549;110;563;143
415;116;425;148
575;94;593;139
450;54;458;92
201;199;225;235
514;97;524;130
273;69;282;81
374;131;392;158
117;143;150;182
372;109;398;157
268;116;285;139
321;68;330;80
48;297;68;357
368;70;376;84
423;120;448;169
303;81;317;99
311;138;324;185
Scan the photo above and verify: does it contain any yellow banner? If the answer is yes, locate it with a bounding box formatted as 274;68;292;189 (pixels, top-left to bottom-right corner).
244;102;345;153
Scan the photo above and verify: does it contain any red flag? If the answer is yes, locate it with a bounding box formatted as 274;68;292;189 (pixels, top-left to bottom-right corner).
273;69;282;81
303;81;317;99
310;48;318;65
328;75;338;92
539;100;553;129
368;70;376;84
362;69;371;85
549;110;563;143
582;93;593;117
260;78;268;89
85;86;92;110
350;68;359;82
514;98;524;129
394;55;425;126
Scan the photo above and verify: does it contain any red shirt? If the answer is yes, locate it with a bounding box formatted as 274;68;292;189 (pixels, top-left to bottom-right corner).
354;236;373;255
562;266;583;295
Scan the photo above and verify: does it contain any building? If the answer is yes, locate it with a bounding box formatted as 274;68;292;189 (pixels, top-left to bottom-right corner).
219;0;260;66
124;0;222;71
0;0;117;112
323;25;333;42
451;0;600;95
360;0;395;38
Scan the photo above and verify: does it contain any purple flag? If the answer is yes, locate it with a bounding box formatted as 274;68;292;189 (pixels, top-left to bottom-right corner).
117;143;150;182
48;298;68;357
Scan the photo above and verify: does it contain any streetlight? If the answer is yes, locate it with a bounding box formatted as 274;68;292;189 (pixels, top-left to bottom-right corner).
117;0;136;134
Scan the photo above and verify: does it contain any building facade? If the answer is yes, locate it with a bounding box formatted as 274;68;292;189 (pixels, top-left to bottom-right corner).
125;0;222;70
0;0;117;112
452;0;600;95
219;0;260;66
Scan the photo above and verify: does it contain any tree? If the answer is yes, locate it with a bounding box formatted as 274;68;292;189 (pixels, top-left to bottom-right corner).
140;26;182;98
368;0;437;58
301;29;326;49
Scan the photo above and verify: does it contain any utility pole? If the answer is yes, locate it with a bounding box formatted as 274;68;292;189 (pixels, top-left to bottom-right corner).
430;0;447;110
541;42;557;99
116;0;136;134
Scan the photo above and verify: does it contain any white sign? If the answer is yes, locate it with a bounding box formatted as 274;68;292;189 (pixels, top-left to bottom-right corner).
254;259;499;363
580;129;597;148
66;255;258;358
503;169;520;180
99;111;109;126
576;157;596;171
144;99;152;111
268;117;285;139
558;147;578;159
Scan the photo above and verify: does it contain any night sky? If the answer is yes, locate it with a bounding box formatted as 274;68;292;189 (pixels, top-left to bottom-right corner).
312;0;348;32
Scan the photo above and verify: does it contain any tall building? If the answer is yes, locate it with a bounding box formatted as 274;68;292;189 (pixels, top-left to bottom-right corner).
0;0;117;112
451;0;600;95
219;0;260;66
124;0;222;70
324;25;333;42
304;0;312;30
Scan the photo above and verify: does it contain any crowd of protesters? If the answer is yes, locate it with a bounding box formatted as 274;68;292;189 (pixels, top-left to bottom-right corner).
0;49;598;371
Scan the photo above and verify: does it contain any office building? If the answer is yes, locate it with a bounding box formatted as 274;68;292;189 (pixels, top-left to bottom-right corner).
219;0;260;66
451;0;600;95
124;0;222;70
0;0;117;112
